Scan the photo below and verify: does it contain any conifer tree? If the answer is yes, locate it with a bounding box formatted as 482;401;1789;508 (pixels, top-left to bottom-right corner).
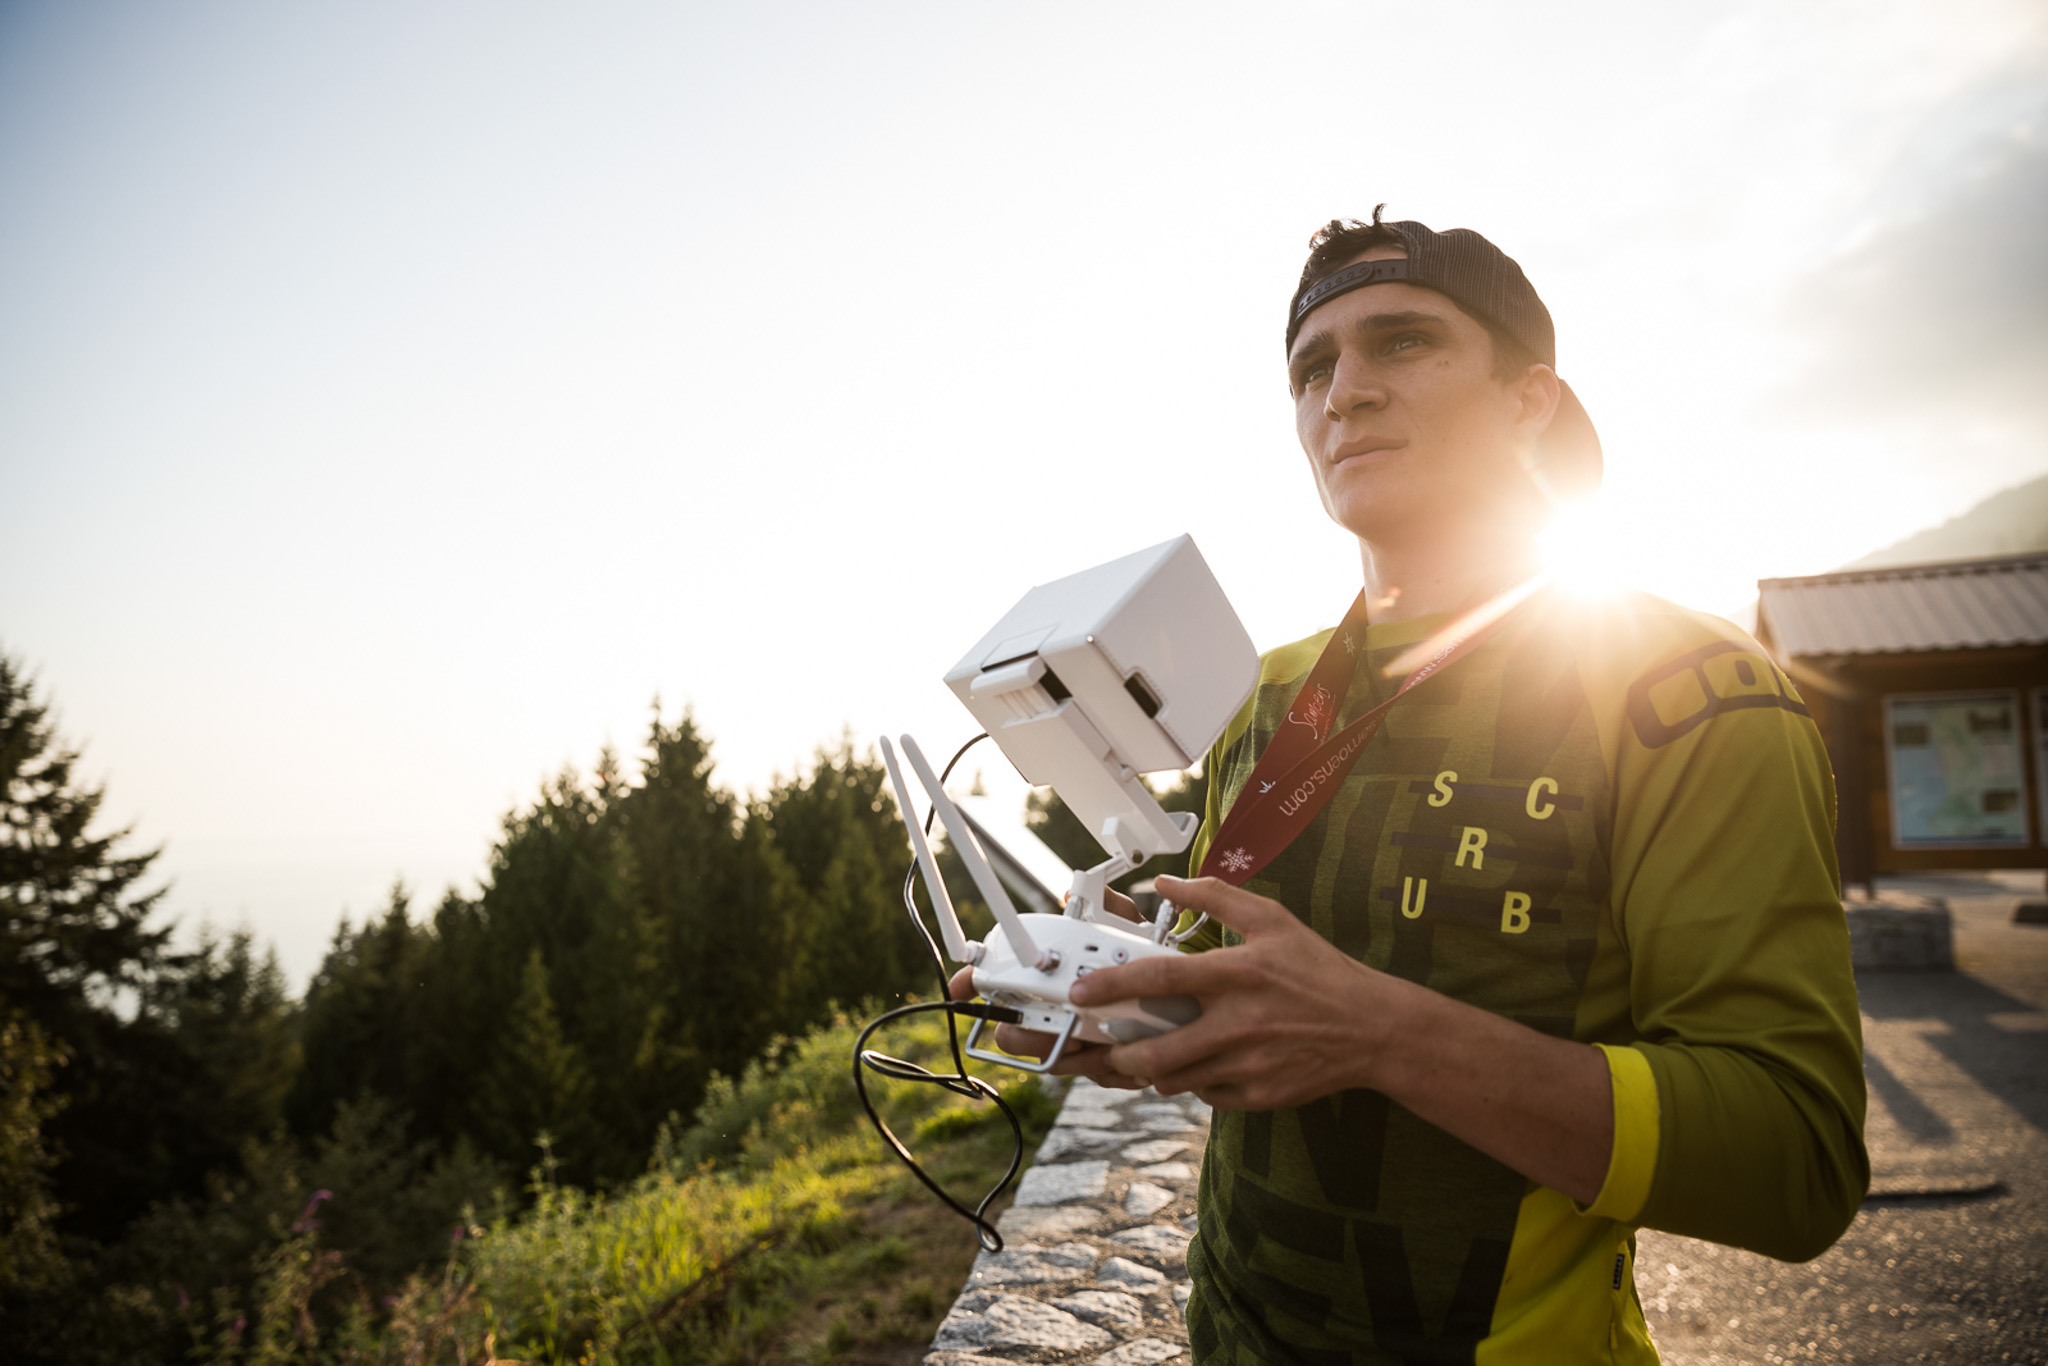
0;652;169;1022
146;928;299;1178
760;740;932;1006
284;711;932;1188
484;949;596;1172
611;713;811;1137
289;888;433;1143
0;652;206;1239
466;765;632;1173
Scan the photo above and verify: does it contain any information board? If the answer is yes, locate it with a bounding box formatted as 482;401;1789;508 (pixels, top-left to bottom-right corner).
2036;687;2048;846
1884;690;2029;848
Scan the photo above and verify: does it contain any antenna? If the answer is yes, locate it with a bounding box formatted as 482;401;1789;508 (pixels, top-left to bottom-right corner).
890;735;1048;970
879;737;977;965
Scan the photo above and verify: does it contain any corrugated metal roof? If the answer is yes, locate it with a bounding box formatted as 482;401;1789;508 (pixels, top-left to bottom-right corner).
1757;552;2048;658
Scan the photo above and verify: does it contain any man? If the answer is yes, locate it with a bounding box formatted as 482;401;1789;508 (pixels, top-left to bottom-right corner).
960;211;1868;1363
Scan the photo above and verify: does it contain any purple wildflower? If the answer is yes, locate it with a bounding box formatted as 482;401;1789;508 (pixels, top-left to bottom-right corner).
292;1188;334;1234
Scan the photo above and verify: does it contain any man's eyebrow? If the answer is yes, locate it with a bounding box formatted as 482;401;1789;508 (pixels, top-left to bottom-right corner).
1289;327;1336;370
1289;308;1454;373
1351;309;1447;336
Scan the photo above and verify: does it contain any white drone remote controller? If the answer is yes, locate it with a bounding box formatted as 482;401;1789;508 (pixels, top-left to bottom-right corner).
879;536;1259;1072
882;735;1201;1072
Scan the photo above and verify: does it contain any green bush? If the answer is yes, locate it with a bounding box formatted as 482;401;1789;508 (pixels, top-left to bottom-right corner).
0;1013;73;1355
81;1094;503;1362
126;1006;1055;1364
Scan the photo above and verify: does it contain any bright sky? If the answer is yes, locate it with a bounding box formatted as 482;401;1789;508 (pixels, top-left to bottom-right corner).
4;1;2045;985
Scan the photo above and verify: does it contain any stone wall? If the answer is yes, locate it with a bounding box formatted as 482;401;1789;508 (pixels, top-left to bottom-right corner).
1843;889;1953;970
924;1077;1211;1366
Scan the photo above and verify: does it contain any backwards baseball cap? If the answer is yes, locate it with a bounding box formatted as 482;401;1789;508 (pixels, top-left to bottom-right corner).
1285;215;1602;498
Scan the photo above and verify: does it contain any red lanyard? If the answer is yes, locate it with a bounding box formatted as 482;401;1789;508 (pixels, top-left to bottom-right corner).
1197;588;1521;885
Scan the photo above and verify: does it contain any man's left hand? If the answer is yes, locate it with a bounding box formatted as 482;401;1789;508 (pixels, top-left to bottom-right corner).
1071;872;1422;1110
1075;873;1616;1203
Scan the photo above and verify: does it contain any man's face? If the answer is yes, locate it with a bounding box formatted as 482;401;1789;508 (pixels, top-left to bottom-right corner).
1287;246;1553;546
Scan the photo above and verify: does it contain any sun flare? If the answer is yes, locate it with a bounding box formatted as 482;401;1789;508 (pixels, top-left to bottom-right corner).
1537;498;1634;599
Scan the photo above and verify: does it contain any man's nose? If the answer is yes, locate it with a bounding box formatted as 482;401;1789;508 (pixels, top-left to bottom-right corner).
1324;353;1386;420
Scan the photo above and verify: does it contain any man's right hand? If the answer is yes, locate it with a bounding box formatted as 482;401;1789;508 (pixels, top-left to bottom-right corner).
946;963;1151;1090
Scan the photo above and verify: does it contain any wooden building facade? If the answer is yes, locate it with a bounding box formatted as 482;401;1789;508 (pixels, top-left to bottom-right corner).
1756;552;2048;890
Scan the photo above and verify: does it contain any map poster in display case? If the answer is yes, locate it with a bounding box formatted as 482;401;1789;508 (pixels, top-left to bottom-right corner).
2036;687;2048;846
1884;690;2029;849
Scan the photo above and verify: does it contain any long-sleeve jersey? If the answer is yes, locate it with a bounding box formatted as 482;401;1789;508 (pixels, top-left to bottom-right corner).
1181;587;1868;1365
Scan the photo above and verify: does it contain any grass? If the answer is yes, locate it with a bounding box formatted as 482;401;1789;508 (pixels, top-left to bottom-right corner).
204;1006;1061;1364
770;1084;1060;1366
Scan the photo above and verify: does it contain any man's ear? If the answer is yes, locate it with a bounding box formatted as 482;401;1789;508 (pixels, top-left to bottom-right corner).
1514;363;1562;439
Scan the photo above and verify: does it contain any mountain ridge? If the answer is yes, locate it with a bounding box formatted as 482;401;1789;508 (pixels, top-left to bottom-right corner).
1837;470;2048;572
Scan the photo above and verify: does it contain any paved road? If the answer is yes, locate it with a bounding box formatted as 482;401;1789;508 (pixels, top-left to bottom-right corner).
1638;872;2048;1364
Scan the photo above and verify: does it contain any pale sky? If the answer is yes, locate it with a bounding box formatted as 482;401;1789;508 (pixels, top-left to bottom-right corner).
4;0;2045;985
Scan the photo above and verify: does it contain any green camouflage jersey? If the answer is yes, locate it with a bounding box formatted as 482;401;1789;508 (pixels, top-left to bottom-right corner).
1182;588;1868;1365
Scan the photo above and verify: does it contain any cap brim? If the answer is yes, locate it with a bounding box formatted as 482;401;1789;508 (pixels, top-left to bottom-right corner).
1541;378;1602;500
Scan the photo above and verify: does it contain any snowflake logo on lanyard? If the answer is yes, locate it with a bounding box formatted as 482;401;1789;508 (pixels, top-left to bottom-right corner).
1219;847;1254;875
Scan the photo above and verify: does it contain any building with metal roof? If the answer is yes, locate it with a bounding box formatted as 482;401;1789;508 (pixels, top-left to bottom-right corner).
1759;552;2048;659
1756;553;2048;887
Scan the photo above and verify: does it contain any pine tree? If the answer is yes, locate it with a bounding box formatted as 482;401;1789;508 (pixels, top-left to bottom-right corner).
0;652;169;1021
284;710;908;1189
484;949;595;1173
0;652;208;1240
759;739;934;1007
466;765;633;1174
289;887;434;1143
149;928;300;1177
612;712;811;1135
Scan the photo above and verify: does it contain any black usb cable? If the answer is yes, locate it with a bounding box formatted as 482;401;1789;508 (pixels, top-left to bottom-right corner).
851;732;1037;1253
